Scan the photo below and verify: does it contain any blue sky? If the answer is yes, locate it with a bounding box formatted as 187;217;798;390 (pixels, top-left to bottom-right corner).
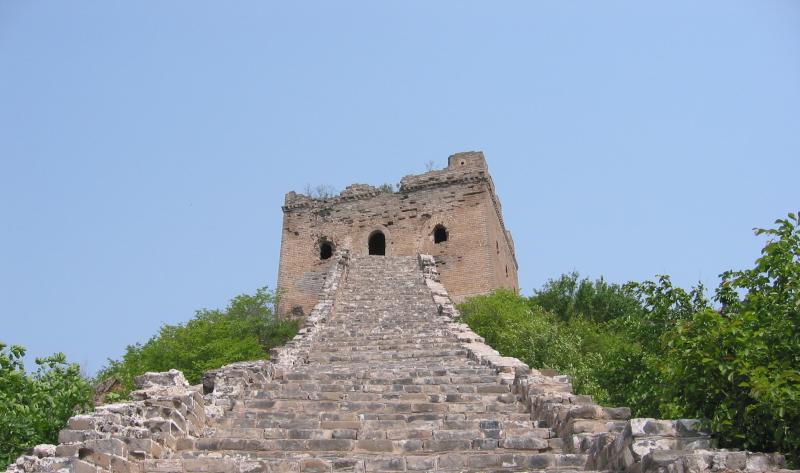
1;1;798;374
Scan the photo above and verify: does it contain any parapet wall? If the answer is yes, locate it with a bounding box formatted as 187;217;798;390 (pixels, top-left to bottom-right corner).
6;252;352;473
276;151;519;317
418;254;794;473
8;253;795;473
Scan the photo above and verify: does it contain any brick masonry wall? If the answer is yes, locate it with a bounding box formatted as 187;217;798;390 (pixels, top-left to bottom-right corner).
276;151;519;316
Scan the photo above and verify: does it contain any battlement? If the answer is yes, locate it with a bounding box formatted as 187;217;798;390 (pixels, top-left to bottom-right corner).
276;151;518;317
282;151;492;210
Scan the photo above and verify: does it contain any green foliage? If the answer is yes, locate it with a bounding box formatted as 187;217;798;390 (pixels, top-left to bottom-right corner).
458;213;800;465
303;184;337;199
530;271;642;323
103;392;123;404
511;273;663;414
98;287;298;392
459;289;613;404
378;183;394;193
0;344;93;469
622;275;710;350
662;214;800;464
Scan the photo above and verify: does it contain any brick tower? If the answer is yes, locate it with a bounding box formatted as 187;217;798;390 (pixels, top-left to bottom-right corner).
276;151;518;316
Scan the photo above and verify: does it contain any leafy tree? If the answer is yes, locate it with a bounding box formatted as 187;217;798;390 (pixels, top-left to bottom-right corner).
622;275;710;349
98;287;298;392
0;344;93;469
530;272;642;323
459;213;800;466
459;289;611;403
662;214;800;464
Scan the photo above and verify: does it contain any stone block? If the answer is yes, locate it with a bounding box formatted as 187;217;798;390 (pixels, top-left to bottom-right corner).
363;457;404;472
299;459;330;473
144;460;184;473
307;439;354;451
500;435;548;450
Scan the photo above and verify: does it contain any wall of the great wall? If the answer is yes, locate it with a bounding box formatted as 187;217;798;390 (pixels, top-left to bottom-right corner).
276;151;518;316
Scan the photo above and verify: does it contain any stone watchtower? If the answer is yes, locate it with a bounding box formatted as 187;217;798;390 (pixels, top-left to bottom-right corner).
276;151;518;316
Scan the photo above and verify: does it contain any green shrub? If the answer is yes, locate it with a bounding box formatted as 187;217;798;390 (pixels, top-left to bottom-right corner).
458;214;800;466
459;289;609;403
0;345;93;469
530;272;642;323
662;214;800;465
98;287;298;392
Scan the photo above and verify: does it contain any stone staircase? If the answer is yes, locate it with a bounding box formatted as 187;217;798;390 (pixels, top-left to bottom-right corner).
7;252;796;473
177;256;587;471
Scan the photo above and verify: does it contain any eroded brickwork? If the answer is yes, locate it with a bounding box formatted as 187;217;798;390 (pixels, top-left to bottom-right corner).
276;151;519;316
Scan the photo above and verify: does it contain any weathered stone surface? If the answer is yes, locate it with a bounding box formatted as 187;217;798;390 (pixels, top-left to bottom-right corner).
277;152;519;317
7;238;797;473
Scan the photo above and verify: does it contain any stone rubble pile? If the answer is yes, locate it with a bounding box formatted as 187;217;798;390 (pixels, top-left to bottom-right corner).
7;252;796;473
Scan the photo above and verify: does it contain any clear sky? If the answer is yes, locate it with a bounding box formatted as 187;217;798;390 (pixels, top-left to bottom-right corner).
1;1;798;375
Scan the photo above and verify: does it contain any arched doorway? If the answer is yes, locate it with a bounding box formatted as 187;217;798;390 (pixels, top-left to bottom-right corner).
368;231;386;255
319;241;333;260
433;224;448;243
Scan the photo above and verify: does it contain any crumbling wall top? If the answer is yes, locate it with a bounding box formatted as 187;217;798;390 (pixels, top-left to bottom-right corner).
282;151;493;211
398;151;490;193
447;151;488;171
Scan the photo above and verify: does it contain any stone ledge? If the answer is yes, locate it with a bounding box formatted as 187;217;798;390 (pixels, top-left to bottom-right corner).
6;370;205;473
416;252;797;473
5;252;356;473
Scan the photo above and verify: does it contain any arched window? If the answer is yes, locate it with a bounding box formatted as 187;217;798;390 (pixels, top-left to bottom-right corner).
319;241;333;260
433;225;448;244
368;231;386;256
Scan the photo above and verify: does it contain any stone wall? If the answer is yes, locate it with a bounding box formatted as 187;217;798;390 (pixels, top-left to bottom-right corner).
5;253;352;473
6;369;206;473
276;151;519;317
417;254;794;473
7;252;795;473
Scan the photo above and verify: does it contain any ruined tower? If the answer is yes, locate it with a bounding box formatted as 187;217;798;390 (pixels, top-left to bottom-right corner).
276;151;518;316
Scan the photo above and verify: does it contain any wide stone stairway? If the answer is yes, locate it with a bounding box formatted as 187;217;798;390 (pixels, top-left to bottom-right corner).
178;256;585;472
9;253;795;473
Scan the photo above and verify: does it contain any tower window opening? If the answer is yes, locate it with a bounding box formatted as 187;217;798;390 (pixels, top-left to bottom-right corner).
496;241;499;254
319;241;333;260
368;231;386;256
505;265;508;278
433;225;448;244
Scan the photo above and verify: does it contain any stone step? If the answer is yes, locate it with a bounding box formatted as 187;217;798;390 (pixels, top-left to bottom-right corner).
221;412;537;425
236;399;527;415
244;389;516;402
258;371;500;384
166;452;590;472
240;382;513;394
205;426;555;443
183;436;559;455
276;374;504;384
305;350;469;362
274;371;500;382
312;339;459;347
217;416;547;432
174;255;575;472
